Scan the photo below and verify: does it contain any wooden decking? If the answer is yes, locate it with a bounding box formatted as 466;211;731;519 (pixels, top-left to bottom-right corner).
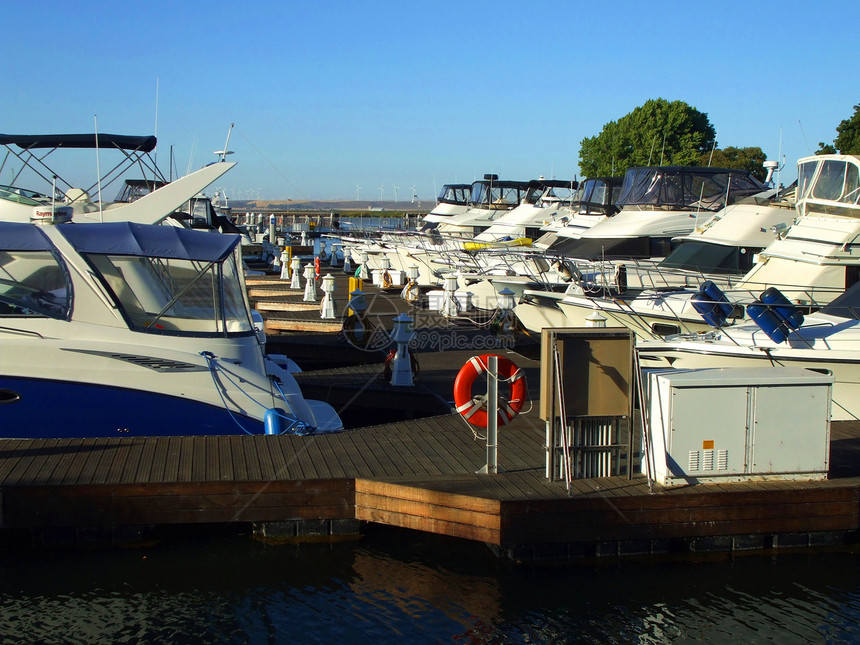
0;407;857;560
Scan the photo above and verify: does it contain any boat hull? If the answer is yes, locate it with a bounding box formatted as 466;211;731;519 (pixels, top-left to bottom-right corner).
0;376;266;437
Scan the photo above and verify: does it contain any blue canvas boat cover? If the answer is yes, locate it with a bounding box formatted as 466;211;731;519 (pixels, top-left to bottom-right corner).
0;133;157;152
58;222;240;262
0;222;57;251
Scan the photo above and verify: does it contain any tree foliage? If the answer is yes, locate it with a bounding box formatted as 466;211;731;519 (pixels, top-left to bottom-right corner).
817;104;860;155
579;98;717;177
698;146;768;181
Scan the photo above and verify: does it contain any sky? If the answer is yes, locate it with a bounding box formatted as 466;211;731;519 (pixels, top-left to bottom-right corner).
2;0;859;204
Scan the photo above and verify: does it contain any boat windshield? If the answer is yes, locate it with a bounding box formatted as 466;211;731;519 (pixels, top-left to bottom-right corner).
469;181;530;209
0;185;55;206
797;157;860;212
0;249;71;319
570;177;622;215
658;240;756;274
616;167;765;211
436;184;471;205
85;247;253;335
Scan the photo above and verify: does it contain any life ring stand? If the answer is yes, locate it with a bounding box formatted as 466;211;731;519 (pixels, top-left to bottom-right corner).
453;354;526;428
314;256;321;279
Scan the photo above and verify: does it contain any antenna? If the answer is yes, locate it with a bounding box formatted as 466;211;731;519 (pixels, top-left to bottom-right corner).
94;115;103;222
214;123;235;162
153;77;159;174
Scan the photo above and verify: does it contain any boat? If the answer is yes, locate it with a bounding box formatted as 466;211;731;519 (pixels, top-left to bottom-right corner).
0;132;235;225
510;165;769;331
517;153;860;336
636;280;860;421
0;220;342;437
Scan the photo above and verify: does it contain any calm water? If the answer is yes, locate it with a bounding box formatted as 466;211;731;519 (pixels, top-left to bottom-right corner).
0;525;857;644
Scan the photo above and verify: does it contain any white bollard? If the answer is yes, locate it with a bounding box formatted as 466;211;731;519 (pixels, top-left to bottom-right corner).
301;231;308;247
389;314;415;386
359;251;370;281
290;258;302;289
401;264;420;302
585;302;608;327
268;214;276;245
303;264;317;302
320;274;336;319
441;274;460;317
329;242;341;267
343;247;353;274
279;248;290;280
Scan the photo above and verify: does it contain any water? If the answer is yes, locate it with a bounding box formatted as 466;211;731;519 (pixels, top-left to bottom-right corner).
0;525;857;644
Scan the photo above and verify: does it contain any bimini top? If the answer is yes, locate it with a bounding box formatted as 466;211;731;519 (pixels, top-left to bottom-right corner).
0;222;56;251
617;166;765;211
57;222;240;262
0;133;157;152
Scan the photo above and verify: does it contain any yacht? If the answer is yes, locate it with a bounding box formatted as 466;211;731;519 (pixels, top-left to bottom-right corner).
636;280;860;421
0;132;235;225
510;165;768;330
0;220;342;437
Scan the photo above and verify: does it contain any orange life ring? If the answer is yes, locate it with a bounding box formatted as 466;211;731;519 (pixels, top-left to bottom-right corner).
453;354;525;428
314;256;321;278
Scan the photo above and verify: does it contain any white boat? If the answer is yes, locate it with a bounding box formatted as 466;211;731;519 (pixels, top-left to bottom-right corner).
0;133;235;225
636;281;860;421
512;165;768;331
0;220;342;437
517;153;860;337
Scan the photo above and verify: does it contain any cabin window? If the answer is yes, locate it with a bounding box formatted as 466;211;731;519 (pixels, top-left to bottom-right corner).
85;249;253;336
812;160;848;201
0;250;71;319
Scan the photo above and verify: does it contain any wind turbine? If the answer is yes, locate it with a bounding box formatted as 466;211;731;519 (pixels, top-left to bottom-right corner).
410;185;418;203
378;184;384;201
392;184;399;202
356;185;361;201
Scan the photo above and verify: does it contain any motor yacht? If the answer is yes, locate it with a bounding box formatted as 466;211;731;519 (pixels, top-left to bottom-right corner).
0;132;235;225
0;220;342;437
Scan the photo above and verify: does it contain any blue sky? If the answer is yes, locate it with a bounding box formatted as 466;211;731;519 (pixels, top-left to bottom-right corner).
2;0;858;203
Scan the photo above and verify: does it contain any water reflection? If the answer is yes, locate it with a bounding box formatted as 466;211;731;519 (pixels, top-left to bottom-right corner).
0;526;856;643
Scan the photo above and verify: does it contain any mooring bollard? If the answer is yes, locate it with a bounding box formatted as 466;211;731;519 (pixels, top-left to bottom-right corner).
320;274;336;319
389;314;415;386
290;257;302;289
342;246;353;274
303;264;317;302
359;251;370;281
441;274;460;317
401;264;420;302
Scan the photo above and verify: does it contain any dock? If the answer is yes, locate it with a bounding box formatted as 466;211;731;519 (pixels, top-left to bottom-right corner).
0;265;857;562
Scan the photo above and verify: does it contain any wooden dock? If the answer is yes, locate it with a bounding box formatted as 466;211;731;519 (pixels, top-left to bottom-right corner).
0;393;857;560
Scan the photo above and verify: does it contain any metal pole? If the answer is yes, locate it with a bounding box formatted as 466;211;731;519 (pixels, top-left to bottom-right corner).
486;355;499;474
477;356;499;475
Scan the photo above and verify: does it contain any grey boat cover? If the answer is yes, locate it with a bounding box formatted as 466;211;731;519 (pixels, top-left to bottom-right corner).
58;222;240;262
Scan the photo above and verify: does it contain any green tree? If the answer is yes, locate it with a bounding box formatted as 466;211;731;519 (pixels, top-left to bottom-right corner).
817;104;860;155
579;98;717;177
698;146;768;181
